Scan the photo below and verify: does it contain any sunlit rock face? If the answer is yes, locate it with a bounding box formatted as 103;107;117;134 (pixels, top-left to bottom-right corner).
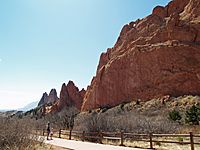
81;0;200;111
57;81;85;110
39;81;86;114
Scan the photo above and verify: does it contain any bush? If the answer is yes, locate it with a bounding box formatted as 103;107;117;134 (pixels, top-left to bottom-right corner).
0;117;40;150
185;105;200;125
75;109;180;135
169;110;182;122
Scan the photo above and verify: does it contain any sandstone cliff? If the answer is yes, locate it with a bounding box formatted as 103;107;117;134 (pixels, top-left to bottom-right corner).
81;0;200;111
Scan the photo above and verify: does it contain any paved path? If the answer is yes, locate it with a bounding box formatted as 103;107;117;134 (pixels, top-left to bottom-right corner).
43;137;149;150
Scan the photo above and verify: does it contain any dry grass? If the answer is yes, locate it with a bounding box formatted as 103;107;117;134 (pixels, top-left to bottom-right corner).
0;117;41;150
74;107;180;134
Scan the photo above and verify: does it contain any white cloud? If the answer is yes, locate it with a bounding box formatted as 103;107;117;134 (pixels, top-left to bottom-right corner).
0;58;2;62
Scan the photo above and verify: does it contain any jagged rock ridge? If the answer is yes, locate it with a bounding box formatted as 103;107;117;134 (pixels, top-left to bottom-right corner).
57;81;85;110
81;0;200;111
41;81;86;114
38;89;59;106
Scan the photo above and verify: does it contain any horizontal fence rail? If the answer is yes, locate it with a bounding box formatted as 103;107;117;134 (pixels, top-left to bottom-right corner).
37;129;200;150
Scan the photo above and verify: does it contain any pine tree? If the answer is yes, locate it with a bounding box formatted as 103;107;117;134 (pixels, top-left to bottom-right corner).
185;105;200;125
169;110;182;122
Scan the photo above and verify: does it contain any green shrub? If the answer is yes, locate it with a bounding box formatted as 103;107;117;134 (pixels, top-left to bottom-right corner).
169;110;182;122
185;105;200;125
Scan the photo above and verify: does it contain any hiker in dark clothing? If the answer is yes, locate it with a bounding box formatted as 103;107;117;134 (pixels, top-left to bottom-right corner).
47;122;51;140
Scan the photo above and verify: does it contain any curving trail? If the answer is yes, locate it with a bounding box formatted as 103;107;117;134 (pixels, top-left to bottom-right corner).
43;137;149;150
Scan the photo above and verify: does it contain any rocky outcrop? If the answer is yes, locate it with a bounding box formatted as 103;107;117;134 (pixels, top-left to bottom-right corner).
56;81;85;110
38;89;59;106
81;0;200;111
48;89;59;104
37;81;85;114
38;92;48;106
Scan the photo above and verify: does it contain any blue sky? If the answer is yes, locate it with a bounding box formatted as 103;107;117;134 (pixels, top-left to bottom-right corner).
0;0;170;109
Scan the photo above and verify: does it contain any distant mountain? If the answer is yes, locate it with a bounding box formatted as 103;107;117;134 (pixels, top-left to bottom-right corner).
17;101;38;111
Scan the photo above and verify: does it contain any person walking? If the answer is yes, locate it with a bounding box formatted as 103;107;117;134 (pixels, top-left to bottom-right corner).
47;122;51;140
50;128;53;140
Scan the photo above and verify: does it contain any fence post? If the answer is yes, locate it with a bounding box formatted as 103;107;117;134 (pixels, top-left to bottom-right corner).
120;130;124;146
190;132;194;150
59;129;61;138
149;133;153;149
43;129;45;136
99;131;103;144
82;131;85;142
69;129;72;140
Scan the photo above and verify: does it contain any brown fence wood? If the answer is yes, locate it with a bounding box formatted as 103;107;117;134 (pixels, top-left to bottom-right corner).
152;134;190;137
190;132;194;150
82;131;85;142
39;129;200;150
120;131;124;146
193;134;200;137
149;133;153;149
99;131;103;144
103;136;121;140
69;129;72;140
124;133;149;136
58;129;61;138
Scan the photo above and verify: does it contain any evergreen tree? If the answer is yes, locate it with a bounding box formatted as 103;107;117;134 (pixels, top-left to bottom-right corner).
169;110;182;122
185;105;200;125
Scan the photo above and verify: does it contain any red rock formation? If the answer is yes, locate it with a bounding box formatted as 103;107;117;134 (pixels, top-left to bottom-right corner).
57;81;85;110
38;81;85;114
81;0;200;111
152;6;167;18
80;88;86;99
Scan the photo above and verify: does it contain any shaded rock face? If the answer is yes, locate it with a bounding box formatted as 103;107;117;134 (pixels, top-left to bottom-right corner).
38;89;59;106
48;89;59;104
57;81;85;110
81;0;200;111
38;92;48;106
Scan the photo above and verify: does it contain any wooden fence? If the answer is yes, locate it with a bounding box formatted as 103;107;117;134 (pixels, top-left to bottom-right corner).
38;129;200;150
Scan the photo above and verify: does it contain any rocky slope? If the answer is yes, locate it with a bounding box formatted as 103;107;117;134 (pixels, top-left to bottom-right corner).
81;0;200;111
